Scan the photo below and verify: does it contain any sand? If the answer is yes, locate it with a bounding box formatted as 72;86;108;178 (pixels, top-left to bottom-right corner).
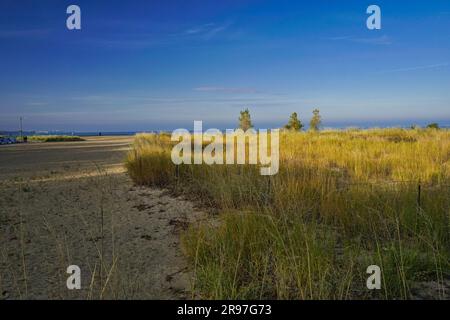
0;136;206;299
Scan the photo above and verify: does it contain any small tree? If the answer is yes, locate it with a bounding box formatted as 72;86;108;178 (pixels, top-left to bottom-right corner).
238;108;253;131
309;109;322;131
284;112;303;131
426;123;439;129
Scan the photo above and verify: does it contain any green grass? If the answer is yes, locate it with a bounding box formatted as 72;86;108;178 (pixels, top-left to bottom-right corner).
24;135;85;142
126;129;450;299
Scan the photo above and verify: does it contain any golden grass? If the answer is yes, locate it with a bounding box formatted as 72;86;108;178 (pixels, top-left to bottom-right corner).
26;135;85;142
126;128;450;299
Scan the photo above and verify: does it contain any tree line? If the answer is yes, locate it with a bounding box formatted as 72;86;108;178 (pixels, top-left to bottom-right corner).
239;108;322;132
239;108;441;131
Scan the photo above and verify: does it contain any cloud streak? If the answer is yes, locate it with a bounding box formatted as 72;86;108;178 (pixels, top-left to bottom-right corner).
376;63;449;74
184;23;215;35
329;35;392;45
181;22;233;40
81;21;234;49
194;86;260;94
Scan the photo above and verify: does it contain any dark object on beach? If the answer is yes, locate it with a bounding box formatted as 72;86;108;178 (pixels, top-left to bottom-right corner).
0;137;17;145
426;123;440;129
99;132;102;136
23;136;28;143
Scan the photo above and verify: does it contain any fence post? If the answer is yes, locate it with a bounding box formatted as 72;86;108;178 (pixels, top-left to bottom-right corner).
267;176;272;204
175;165;180;191
417;180;421;208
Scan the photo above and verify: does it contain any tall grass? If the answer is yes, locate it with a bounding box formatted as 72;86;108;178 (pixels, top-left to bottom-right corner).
26;135;85;142
126;129;450;299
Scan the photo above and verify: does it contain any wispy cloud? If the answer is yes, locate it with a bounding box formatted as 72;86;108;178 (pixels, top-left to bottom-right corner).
376;63;449;74
81;35;168;49
81;21;234;49
194;86;260;94
328;36;353;41
352;35;392;45
26;102;48;106
181;22;233;40
329;35;392;45
184;23;215;35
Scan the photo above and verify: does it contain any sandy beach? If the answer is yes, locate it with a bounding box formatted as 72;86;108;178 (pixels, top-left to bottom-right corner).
0;137;205;299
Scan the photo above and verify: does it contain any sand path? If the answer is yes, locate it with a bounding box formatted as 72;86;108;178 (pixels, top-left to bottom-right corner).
0;137;205;299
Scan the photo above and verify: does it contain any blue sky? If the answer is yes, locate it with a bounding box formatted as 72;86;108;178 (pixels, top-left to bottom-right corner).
0;0;449;131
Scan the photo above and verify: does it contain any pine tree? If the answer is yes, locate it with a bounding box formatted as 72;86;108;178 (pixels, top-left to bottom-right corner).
426;123;439;129
284;112;303;131
238;108;253;131
309;109;322;132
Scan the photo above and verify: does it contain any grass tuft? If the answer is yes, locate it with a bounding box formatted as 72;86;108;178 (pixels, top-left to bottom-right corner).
126;129;450;299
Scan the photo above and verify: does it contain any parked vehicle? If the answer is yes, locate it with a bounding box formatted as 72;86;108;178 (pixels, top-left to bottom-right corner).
0;136;17;145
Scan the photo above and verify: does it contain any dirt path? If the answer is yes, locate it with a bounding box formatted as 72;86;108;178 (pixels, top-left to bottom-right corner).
0;137;205;299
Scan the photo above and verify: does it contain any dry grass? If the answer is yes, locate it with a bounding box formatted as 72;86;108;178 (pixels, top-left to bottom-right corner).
26;135;85;142
126;128;450;299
